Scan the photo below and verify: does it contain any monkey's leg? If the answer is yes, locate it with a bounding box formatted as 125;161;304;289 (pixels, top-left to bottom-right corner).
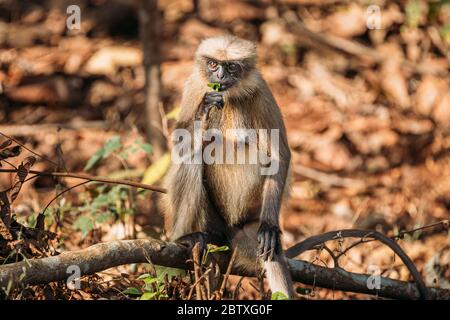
165;163;230;252
164;162;210;238
252;135;294;297
232;221;295;299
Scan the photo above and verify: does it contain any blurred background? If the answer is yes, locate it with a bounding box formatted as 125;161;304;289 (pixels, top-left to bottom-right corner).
0;0;449;299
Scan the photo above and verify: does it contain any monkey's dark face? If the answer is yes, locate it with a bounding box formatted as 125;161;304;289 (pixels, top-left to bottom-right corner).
205;58;245;91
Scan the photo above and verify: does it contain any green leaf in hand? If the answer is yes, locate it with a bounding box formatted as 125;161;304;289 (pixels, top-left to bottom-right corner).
208;82;221;92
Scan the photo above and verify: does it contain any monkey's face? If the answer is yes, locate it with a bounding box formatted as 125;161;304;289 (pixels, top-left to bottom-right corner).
205;58;245;91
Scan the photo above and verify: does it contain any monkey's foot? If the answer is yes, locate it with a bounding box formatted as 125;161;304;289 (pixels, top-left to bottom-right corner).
175;232;208;256
257;223;281;261
202;91;224;115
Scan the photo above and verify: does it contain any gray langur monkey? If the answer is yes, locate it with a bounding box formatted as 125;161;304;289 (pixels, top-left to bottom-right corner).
161;35;295;298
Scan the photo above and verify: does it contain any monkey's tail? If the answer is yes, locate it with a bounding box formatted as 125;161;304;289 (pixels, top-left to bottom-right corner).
264;257;295;299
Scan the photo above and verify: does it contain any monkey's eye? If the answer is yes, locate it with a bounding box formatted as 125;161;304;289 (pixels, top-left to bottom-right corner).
207;60;218;70
227;63;239;73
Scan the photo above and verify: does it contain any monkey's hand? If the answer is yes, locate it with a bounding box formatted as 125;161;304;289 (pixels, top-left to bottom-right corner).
201;91;224;117
257;222;281;262
175;232;208;256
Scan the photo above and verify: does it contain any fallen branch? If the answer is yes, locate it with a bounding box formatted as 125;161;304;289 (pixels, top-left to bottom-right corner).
0;238;448;300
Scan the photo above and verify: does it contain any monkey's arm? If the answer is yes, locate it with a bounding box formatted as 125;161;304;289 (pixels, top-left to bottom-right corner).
165;78;223;242
258;136;291;261
176;72;223;124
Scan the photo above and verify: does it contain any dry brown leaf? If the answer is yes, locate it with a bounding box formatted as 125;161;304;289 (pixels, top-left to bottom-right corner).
260;21;295;47
432;91;450;126
414;76;447;116
280;0;341;4
324;4;366;38
380;60;411;109
8;156;36;204
162;61;195;92
179;19;223;45
288;73;316;101
0;139;12;151
87;81;119;107
199;0;265;24
313;142;351;171
381;4;404;29
402;28;423;62
5;76;82;106
160;0;194;23
394;118;434;135
84;46;143;75
349;129;399;154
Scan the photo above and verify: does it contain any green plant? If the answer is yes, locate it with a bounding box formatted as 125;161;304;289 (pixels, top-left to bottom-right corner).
73;136;153;238
405;0;423;28
124;266;187;300
202;244;229;264
73;185;133;238
271;291;289;300
84;135;152;171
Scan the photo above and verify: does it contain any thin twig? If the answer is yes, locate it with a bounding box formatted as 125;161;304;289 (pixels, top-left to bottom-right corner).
219;248;238;298
1;159;17;169
232;276;245;300
320;244;339;268
286;229;430;299
0;132;59;167
192;243;204;300
394;220;449;240
187;268;212;300
335;236;373;260
41;181;90;216
0;168;166;193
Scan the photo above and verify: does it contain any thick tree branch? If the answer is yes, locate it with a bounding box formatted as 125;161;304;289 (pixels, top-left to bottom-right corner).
0;238;448;300
287;260;449;300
